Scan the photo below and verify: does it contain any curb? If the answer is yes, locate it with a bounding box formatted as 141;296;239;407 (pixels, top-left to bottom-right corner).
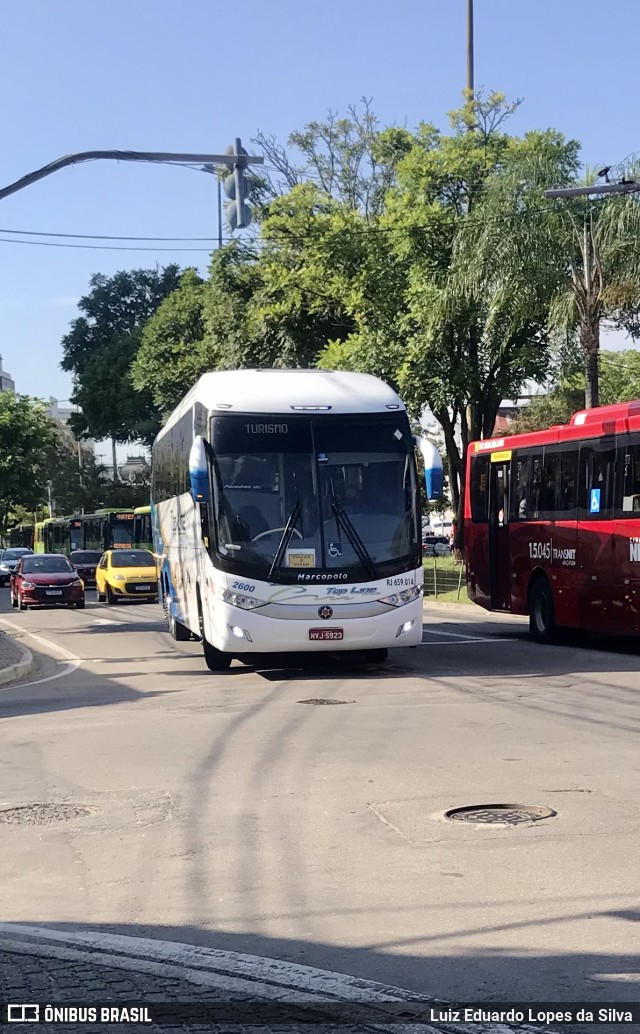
0;925;552;1034
422;600;528;622
0;630;34;688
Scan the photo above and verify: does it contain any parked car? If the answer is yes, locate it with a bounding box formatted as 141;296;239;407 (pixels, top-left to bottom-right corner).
69;550;103;587
95;549;158;604
0;547;33;586
10;553;85;610
422;535;451;557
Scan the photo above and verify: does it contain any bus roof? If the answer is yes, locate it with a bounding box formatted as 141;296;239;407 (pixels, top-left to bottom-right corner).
155;369;405;440
471;399;640;454
134;505;151;514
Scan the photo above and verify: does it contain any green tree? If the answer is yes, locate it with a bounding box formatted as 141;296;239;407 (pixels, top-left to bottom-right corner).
133;269;209;411
0;394;58;532
48;425;111;515
507;349;640;435
599;349;640;405
460;152;640;409
60;265;182;451
318;95;576;535
253;99;414;217
506;386;585;435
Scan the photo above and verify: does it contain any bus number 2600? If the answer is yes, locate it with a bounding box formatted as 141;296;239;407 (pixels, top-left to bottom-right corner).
529;542;551;561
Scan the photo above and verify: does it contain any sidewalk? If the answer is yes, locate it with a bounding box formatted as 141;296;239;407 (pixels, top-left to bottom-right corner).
0;925;547;1034
0;628;33;687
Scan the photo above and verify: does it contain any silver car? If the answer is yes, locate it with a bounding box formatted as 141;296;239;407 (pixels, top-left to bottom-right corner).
0;547;34;586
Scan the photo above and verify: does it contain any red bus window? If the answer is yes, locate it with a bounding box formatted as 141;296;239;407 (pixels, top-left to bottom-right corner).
470;456;489;522
622;440;640;514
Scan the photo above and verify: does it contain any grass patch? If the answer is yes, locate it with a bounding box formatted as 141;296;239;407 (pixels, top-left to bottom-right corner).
422;555;473;602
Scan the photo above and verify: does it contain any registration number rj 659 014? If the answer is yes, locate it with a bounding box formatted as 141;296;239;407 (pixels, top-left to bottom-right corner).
309;628;344;641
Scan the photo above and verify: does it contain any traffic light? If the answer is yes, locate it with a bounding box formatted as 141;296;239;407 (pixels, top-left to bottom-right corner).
224;138;252;231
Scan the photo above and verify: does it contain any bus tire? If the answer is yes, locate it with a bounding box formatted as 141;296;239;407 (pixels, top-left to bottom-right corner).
203;638;232;671
196;586;231;670
528;578;557;644
168;607;191;642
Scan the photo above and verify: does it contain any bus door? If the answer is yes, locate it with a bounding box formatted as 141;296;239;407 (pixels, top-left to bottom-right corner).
488;453;512;610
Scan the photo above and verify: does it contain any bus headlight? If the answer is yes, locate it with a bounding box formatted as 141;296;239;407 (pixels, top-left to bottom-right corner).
380;585;421;607
218;588;267;611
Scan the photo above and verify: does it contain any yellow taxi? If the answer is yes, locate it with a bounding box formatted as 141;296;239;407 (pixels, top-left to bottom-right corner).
95;549;158;605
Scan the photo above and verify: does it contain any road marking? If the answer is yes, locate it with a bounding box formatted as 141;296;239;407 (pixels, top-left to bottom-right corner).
420;637;511;645
422;627;502;641
92;619;118;625
0;617;82;691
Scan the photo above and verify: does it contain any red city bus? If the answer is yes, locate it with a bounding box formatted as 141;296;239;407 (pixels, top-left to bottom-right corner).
464;400;640;642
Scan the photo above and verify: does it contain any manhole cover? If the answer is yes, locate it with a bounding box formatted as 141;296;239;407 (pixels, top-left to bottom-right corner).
297;698;354;705
444;803;556;826
0;803;96;826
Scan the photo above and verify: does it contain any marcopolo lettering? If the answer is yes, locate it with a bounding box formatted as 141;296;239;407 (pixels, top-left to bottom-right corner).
245;423;289;434
297;572;349;581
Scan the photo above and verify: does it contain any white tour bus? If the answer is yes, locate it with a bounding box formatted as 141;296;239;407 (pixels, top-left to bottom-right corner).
151;369;442;671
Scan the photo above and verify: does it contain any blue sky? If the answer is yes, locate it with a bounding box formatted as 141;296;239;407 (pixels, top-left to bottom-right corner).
1;0;638;416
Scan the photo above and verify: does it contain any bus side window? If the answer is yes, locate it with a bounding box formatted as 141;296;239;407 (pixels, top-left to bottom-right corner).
557;449;578;516
530;452;543;517
511;454;529;520
541;451;560;515
621;435;640;515
579;440;616;517
470;456;489;522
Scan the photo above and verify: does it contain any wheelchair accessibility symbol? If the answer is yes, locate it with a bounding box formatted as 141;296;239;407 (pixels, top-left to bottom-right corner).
328;541;343;558
590;489;601;514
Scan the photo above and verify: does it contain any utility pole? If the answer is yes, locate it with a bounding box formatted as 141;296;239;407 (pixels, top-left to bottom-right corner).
467;0;474;96
465;0;476;441
47;481;54;518
217;178;223;248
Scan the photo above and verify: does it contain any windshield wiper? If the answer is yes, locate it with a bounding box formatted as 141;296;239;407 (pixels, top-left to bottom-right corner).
268;499;303;581
329;482;376;580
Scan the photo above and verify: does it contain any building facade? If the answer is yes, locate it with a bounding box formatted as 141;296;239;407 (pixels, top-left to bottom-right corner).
0;355;15;393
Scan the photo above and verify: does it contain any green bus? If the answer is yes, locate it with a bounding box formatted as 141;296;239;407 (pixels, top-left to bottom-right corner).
37;510;136;554
133;505;152;551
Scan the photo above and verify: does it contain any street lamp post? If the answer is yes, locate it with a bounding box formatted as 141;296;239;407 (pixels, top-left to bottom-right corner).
467;0;474;96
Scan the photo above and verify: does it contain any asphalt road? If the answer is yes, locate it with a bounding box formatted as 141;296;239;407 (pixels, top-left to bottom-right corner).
0;591;639;1015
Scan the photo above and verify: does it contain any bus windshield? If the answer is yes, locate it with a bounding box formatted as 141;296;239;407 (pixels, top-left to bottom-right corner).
210;415;419;580
111;516;134;547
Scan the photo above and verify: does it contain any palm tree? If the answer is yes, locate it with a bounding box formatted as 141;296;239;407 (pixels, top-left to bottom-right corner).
455;151;640;409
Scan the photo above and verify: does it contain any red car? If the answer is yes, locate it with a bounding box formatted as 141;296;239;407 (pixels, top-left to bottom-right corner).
10;553;85;610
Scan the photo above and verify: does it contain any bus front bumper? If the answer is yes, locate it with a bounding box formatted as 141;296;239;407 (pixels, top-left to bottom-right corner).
205;598;424;653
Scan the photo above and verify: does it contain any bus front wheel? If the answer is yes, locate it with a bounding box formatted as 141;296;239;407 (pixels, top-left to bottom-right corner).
168;606;191;642
203;638;232;671
529;578;557;644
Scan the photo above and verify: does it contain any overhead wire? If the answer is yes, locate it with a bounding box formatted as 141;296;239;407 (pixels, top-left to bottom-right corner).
0;175;638;252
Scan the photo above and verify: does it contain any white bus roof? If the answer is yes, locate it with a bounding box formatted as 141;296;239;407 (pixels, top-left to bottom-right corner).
157;369;406;438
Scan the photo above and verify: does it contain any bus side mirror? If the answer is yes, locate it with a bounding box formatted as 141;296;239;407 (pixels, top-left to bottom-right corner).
189;436;209;504
416;437;444;500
